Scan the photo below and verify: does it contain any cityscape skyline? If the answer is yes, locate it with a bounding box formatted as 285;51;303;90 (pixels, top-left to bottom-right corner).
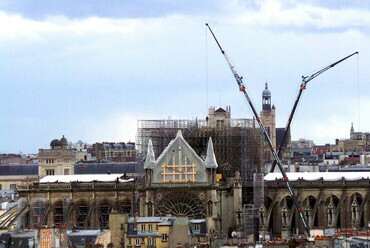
0;0;369;154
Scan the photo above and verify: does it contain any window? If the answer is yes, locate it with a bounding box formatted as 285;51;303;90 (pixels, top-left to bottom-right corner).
0;184;2;190
141;224;145;232
135;238;140;246
46;169;55;175
64;169;69;175
148;238;152;246
162;234;168;242
148;224;153;232
128;238;132;246
156;225;158;231
152;238;156;246
10;184;16;190
121;224;124;230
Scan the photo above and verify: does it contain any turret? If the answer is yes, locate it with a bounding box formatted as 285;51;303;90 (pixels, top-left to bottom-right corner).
205;137;218;185
262;82;271;111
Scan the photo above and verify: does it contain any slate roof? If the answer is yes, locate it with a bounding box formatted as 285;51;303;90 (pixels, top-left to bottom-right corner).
67;230;108;245
74;162;137;174
0;165;38;176
215;107;226;113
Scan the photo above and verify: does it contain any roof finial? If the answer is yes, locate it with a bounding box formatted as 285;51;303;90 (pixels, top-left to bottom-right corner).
144;140;156;170
205;137;218;169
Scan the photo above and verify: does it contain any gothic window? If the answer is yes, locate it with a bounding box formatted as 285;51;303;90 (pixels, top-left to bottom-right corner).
120;200;131;214
148;202;153;216
259;212;264;225
156;192;205;219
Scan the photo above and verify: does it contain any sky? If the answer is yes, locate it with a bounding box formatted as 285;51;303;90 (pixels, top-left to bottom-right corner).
0;0;369;154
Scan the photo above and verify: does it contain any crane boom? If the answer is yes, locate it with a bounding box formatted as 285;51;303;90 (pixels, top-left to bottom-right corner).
206;23;311;236
270;51;358;172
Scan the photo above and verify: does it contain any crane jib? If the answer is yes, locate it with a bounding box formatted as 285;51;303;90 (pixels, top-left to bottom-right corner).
270;51;358;173
206;23;311;236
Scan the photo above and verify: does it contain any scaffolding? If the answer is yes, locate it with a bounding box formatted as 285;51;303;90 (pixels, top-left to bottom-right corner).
75;200;89;228
53;201;64;226
30;199;46;226
253;173;264;211
243;204;257;239
136;118;260;178
99;201;112;228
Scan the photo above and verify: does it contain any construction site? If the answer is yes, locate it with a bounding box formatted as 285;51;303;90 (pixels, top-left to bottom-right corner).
0;21;366;247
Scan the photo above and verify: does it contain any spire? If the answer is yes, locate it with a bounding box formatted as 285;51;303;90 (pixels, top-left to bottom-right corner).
205;137;218;169
265;82;268;89
144;140;156;170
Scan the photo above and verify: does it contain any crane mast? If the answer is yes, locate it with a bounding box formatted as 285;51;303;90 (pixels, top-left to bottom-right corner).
205;23;311;236
270;51;358;172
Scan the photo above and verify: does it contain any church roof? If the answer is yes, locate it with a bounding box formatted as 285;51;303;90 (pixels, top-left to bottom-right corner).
40;174;134;183
265;172;370;182
215;107;226;113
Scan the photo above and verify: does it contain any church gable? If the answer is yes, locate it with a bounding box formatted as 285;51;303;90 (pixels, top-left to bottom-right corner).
152;131;207;184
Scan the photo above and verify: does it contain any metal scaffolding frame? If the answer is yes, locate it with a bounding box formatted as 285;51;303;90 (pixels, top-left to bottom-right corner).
75;200;89;228
30;199;46;226
53;201;64;226
99;201;112;228
136;118;261;178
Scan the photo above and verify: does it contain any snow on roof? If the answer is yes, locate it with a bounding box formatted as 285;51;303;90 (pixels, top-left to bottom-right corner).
264;172;370;182
39;174;134;183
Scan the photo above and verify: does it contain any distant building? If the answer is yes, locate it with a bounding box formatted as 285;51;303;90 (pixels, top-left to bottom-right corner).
38;135;75;177
207;106;231;128
312;144;330;158
0;154;36;165
90;142;136;162
0;164;38;190
331;123;370;152
123;215;207;248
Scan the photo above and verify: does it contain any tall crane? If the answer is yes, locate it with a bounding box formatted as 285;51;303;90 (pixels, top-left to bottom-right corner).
205;23;311;235
270;52;358;172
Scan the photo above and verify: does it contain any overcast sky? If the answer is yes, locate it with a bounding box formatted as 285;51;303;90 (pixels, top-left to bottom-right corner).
0;0;369;154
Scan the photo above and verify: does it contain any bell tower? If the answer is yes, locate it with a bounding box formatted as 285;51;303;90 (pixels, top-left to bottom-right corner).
260;82;276;164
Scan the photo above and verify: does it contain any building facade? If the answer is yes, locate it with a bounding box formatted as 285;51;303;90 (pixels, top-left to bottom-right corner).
38;136;75;177
259;172;370;239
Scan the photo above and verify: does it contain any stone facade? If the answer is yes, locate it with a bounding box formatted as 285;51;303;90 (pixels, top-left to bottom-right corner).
207;106;231;128
38;136;75;177
259;176;370;239
143;131;244;239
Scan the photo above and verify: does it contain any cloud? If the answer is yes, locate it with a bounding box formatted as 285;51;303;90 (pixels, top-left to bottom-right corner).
0;11;171;42
229;0;370;30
